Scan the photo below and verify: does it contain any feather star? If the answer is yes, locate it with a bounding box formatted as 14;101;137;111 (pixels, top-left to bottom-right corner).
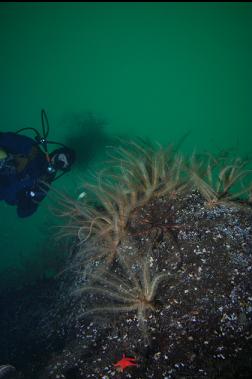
114;354;137;372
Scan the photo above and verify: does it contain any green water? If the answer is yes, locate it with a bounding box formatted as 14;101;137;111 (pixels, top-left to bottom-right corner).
0;2;251;284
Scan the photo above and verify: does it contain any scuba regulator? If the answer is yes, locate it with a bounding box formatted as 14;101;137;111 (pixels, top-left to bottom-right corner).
15;109;74;181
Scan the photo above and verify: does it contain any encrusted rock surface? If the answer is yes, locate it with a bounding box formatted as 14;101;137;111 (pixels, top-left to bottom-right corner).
38;190;252;379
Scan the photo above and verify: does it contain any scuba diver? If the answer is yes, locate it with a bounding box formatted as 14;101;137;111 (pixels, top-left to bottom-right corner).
0;110;75;218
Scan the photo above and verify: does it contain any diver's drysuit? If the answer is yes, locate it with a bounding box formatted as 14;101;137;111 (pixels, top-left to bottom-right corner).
0;132;55;217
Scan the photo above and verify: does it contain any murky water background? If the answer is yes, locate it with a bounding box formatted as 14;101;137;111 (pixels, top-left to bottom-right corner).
0;2;251;285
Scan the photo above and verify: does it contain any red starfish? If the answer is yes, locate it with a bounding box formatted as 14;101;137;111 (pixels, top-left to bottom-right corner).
114;354;137;372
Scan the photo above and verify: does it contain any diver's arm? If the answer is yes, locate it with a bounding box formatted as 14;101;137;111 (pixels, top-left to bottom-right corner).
0;132;37;155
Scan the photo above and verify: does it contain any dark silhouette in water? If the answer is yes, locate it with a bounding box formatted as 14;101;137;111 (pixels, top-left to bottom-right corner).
63;112;114;169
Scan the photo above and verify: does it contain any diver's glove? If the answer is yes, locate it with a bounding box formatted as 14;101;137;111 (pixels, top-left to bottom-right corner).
16;188;45;218
17;188;46;204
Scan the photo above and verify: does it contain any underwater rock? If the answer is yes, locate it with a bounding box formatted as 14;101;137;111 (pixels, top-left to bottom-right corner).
39;188;252;379
37;142;252;378
4;141;251;378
